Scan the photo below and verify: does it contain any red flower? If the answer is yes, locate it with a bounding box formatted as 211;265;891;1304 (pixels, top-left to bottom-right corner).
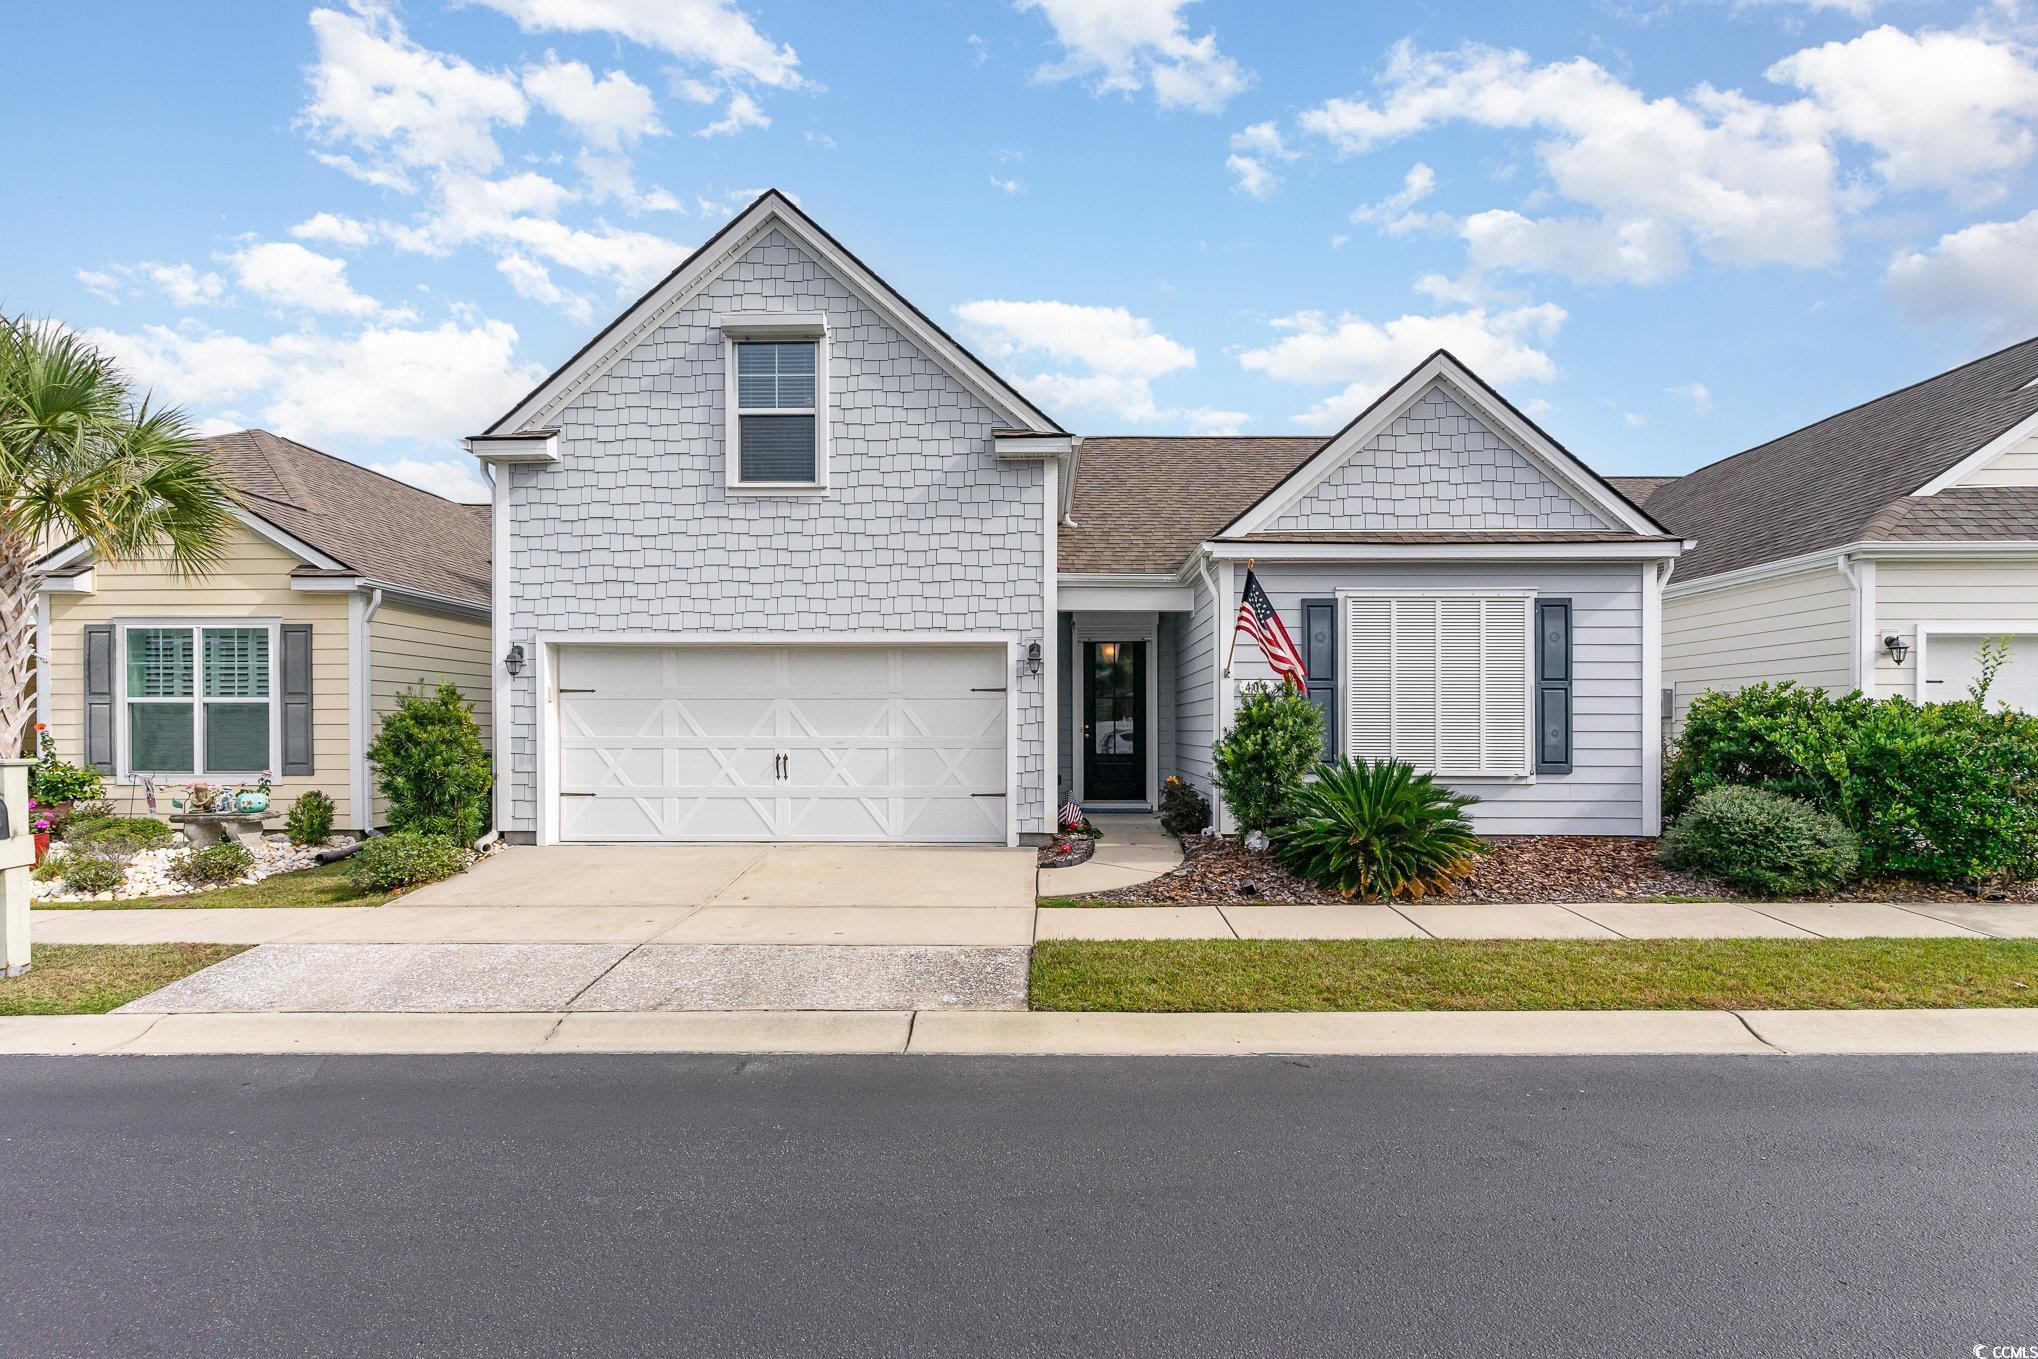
33;722;45;732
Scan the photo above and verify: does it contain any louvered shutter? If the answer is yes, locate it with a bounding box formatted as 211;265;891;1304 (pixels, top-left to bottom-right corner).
1341;595;1533;777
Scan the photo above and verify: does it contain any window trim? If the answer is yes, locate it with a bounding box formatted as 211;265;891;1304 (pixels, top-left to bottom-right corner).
113;618;283;781
722;320;830;494
1334;587;1536;782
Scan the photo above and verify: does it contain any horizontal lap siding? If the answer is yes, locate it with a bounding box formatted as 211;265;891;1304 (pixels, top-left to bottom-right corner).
1174;573;1215;796
44;528;355;826
1242;562;1647;835
1959;433;2038;487
1663;564;1854;726
1872;559;2038;699
367;602;493;825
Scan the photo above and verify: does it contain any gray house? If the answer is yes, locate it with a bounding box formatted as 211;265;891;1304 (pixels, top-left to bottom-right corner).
471;191;1683;845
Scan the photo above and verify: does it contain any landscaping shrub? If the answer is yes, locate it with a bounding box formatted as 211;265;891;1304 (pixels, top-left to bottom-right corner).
1271;758;1483;899
285;789;336;847
1158;775;1211;838
1842;697;2038;885
66;816;175;856
33;851;126;895
27;729;104;807
1664;681;1867;818
1212;683;1324;836
346;831;468;892
1659;786;1860;897
171;841;255;886
368;683;492;844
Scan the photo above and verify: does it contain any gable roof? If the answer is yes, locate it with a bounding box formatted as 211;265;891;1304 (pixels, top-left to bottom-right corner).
481;189;1064;440
1217;350;1666;542
1609;475;1677;507
1644;335;2038;581
205;430;490;608
1062;436;1326;574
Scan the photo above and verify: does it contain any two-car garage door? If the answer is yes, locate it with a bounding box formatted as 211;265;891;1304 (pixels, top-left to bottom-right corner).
555;644;1008;842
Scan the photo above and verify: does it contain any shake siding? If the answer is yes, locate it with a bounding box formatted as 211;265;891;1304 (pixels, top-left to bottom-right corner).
1174;572;1216;795
44;525;356;826
366;601;493;824
1871;559;2038;699
1958;432;2038;488
1662;564;1854;725
1233;562;1647;835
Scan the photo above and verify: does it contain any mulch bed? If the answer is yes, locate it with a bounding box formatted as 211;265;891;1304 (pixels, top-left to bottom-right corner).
1037;836;1096;869
1079;834;2038;905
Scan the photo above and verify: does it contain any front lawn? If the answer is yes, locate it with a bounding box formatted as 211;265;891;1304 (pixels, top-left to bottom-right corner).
32;860;397;911
1030;937;2038;1012
0;944;248;1015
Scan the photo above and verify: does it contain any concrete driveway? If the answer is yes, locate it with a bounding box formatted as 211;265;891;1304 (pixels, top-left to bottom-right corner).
398;843;1038;910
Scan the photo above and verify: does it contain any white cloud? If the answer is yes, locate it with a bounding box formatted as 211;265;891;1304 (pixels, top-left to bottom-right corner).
1767;26;2038;198
302;2;527;179
466;0;802;88
1351;162;1446;236
1226;121;1296;198
231;241;385;317
990;174;1026;195
1621;410;1648;428
1666;381;1714;412
75;269;123;303
144;262;227;308
968;33;989;65
496;253;594;322
804;129;837;150
1238;303;1566;427
697;91;769;138
369;455;491;502
1460;210;1689;283
523;57;664;150
953;298;1197;423
291;211;376;247
1885;209;2038;339
1183;407;1250;435
87;317;544;446
1018;0;1250;113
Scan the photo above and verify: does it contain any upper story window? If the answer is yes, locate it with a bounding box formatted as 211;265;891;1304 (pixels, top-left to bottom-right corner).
720;315;830;492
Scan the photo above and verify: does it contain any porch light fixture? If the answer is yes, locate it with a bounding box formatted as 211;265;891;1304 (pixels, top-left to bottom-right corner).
1883;635;1910;666
504;643;526;677
1098;642;1119;665
1025;641;1043;676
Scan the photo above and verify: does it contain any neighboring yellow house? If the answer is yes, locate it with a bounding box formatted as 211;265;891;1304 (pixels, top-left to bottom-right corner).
36;429;492;834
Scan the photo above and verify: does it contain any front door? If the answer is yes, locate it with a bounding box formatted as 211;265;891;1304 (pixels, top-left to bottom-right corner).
1082;640;1146;802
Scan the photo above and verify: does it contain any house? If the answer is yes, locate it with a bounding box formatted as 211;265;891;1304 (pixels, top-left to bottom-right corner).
1624;337;2038;724
472;190;1684;846
37;429;493;833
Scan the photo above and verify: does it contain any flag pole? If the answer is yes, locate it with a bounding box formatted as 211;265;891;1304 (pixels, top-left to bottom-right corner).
1223;557;1252;677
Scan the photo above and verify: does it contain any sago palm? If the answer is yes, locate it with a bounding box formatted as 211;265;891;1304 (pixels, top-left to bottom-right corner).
0;315;236;754
1271;758;1485;900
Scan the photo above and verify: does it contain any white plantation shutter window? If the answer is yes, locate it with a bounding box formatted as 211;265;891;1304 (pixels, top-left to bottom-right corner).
1341;595;1533;777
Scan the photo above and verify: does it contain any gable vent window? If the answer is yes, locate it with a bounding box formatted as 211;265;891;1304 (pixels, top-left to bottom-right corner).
730;338;822;487
1341;594;1532;778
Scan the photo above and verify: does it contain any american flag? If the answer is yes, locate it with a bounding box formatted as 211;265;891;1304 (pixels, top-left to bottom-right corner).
1233;568;1308;690
1059;796;1084;830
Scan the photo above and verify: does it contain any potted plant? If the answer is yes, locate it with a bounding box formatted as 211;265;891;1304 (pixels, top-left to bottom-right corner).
26;725;103;829
29;800;49;864
234;770;273;815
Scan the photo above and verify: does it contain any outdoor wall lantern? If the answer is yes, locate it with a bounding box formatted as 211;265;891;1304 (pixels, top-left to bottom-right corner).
504;643;526;677
1883;635;1910;666
1025;641;1043;676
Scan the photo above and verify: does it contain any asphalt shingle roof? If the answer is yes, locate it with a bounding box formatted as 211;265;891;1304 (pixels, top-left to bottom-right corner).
1641;336;2038;581
1061;436;1327;574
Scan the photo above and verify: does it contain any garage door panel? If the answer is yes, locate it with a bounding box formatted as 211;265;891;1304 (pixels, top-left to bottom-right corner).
556;644;1008;842
1927;634;2038;713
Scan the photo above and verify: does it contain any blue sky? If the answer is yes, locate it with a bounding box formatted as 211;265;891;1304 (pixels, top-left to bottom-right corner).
7;0;2038;502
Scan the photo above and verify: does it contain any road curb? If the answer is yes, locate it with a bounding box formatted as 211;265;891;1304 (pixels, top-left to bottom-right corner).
5;1008;2038;1056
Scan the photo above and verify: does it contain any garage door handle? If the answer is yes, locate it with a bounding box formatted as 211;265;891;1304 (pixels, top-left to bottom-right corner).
560;792;595;798
970;687;1006;693
558;687;596;694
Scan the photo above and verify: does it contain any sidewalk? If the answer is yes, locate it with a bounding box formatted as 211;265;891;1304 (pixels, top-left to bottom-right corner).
1039;814;1183;896
6;1007;2038;1056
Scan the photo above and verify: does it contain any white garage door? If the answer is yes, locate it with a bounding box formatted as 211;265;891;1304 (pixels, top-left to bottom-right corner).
556;644;1007;842
1925;634;2038;712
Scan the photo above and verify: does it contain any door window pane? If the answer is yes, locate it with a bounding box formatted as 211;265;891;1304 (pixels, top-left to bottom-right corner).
129;703;195;772
203;629;269;697
204;702;269;773
127;629;194;697
1091;647;1137;756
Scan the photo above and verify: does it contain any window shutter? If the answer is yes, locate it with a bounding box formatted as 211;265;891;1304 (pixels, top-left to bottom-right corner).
1341;595;1533;777
1344;598;1392;763
281;623;314;776
84;624;115;773
1301;598;1337;762
1535;598;1573;775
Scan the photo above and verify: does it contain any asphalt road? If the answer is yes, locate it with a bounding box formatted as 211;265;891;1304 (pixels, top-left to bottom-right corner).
4;1053;2036;1358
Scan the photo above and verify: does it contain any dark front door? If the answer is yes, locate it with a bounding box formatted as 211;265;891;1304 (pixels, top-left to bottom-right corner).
1083;640;1146;802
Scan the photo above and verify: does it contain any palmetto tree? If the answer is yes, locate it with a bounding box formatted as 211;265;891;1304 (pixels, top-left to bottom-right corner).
0;316;237;757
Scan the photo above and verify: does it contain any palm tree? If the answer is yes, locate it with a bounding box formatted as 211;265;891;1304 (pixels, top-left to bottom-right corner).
0;315;237;757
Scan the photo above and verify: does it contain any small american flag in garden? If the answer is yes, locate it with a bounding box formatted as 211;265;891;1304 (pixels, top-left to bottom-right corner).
1233;567;1308;690
1060;796;1084;829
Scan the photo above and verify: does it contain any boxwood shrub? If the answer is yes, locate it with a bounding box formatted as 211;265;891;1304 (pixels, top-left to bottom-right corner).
1660;786;1860;897
347;831;468;892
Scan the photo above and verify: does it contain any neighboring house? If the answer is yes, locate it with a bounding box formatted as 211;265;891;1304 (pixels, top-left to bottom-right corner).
473;190;1683;846
37;429;493;833
1623;337;2038;725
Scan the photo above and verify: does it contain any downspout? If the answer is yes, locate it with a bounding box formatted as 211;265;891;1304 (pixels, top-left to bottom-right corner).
353;586;384;838
1194;550;1222;750
1836;551;1870;692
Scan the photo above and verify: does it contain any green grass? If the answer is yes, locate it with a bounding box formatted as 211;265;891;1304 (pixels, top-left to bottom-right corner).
34;860;396;911
1030;937;2038;1012
0;944;249;1015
